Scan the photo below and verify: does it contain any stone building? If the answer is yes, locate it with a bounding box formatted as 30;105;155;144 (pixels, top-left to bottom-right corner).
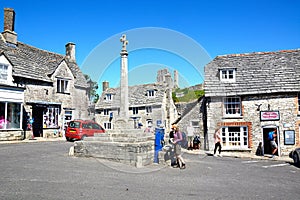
95;70;178;132
204;49;300;156
0;8;89;140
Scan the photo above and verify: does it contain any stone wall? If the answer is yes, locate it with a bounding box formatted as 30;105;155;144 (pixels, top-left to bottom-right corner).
74;131;155;167
206;93;299;155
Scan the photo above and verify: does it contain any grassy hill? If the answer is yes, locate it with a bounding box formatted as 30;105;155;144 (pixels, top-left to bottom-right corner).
172;88;204;103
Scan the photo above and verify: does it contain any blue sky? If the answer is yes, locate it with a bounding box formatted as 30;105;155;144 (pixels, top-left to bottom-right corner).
1;0;299;91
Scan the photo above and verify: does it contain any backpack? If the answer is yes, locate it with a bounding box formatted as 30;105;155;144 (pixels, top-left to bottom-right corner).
268;131;274;140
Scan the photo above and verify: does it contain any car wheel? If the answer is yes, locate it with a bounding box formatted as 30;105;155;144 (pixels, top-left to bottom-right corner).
66;137;71;142
293;152;299;165
81;135;87;140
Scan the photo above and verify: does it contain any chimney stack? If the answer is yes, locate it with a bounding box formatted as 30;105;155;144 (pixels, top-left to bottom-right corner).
102;81;109;92
2;8;17;45
65;42;76;62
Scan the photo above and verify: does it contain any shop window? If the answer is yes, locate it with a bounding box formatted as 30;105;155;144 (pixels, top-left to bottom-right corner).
57;79;69;94
0;64;8;81
220;69;236;82
0;102;22;129
223;97;241;116
221;126;248;149
43;107;60;128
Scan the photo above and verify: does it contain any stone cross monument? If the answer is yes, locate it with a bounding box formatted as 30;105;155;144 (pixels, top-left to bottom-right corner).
73;34;155;168
114;34;130;128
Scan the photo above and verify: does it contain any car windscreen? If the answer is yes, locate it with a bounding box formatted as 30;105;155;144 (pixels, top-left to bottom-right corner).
69;121;80;128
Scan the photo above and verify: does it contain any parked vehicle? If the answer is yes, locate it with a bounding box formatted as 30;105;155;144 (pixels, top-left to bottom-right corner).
289;148;300;167
65;120;105;141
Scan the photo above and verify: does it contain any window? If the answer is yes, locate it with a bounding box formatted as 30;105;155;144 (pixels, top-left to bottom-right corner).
105;94;113;101
104;122;112;130
146;106;152;113
0;102;22;129
57;79;69;93
103;109;110;116
147;90;155;97
220;69;236;82
0;64;8;81
223;97;241;116
43;107;60;128
133;107;139;115
221;126;248;149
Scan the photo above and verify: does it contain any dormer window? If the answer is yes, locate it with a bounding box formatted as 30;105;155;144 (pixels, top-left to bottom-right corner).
57;78;69;94
220;69;236;82
0;64;8;81
105;94;113;101
147;90;156;98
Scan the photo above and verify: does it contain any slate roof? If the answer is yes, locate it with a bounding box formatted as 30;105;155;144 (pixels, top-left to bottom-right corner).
0;35;88;88
96;83;167;109
204;49;300;97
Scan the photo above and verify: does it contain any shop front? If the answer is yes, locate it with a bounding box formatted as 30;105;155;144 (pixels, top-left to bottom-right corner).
0;86;24;140
26;101;61;138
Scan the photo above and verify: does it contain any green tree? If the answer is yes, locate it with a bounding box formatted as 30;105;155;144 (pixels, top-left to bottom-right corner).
84;74;99;103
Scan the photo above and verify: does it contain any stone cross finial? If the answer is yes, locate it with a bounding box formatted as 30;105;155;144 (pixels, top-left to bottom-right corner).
120;34;128;51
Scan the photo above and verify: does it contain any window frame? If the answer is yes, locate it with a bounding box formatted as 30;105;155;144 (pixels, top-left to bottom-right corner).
223;96;242;117
103;109;110;116
132;107;139;115
147;90;156;98
145;106;152;114
43;106;60;128
57;78;69;94
0;63;8;81
221;126;249;149
104;122;112;130
220;68;236;82
105;93;113;101
0;102;22;130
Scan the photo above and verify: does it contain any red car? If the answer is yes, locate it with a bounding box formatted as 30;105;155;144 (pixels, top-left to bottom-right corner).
65;120;105;141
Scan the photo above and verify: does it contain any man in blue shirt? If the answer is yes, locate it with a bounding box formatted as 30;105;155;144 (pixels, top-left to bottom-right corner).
268;128;278;158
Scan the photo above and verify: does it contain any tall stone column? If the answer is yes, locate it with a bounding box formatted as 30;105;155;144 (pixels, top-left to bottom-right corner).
119;34;129;120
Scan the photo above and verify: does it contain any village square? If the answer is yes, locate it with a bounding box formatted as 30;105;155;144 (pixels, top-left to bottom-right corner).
0;4;300;199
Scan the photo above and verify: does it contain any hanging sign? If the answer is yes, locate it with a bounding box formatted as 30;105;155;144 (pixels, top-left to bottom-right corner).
260;111;280;121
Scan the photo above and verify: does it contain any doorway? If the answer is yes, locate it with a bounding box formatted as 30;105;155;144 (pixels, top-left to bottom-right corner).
32;105;45;137
263;127;279;156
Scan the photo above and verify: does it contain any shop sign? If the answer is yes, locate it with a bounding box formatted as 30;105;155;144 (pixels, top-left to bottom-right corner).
260;111;280;121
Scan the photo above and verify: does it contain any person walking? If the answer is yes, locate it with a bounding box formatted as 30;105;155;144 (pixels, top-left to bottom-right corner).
268;128;278;158
187;124;194;150
172;125;186;169
213;128;222;157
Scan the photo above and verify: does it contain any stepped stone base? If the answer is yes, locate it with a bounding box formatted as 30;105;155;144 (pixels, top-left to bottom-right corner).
73;129;155;168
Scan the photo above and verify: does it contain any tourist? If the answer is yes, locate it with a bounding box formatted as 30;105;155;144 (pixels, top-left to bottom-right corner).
213;128;222;157
268;128;278;158
187;124;194;150
172;125;186;169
